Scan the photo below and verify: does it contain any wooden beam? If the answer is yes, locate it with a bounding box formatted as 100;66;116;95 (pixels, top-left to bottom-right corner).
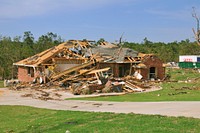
50;61;94;82
125;81;144;92
127;57;133;62
65;49;86;59
86;67;110;75
95;73;100;81
59;67;96;83
129;63;132;75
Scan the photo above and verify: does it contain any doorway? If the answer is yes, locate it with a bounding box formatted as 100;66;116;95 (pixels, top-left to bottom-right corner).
149;67;156;79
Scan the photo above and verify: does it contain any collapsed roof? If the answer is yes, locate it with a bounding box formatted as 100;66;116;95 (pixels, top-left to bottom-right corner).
90;46;138;63
13;40;92;67
13;40;143;67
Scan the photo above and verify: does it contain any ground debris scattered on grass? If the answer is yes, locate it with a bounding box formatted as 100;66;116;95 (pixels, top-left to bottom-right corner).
168;91;188;96
64;121;78;125
175;86;192;91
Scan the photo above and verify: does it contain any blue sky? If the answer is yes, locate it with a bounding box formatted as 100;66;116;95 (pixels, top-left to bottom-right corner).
0;0;199;43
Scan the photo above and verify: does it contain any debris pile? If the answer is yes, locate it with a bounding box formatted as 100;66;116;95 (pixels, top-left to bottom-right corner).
11;40;165;96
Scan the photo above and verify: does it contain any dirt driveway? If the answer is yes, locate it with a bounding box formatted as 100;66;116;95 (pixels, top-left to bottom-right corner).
0;88;200;119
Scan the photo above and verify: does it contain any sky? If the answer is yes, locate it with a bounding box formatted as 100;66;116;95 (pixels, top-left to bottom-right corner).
0;0;200;43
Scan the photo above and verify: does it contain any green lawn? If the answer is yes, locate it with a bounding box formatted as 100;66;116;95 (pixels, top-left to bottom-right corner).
0;80;4;88
0;105;200;133
68;68;200;102
168;68;200;81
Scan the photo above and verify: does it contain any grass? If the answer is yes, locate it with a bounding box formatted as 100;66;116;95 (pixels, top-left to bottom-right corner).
68;68;200;102
0;80;4;88
1;105;200;133
168;68;200;81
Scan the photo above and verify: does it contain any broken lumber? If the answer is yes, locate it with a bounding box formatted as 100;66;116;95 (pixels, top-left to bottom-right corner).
50;61;95;82
59;67;96;83
86;67;110;75
125;81;144;92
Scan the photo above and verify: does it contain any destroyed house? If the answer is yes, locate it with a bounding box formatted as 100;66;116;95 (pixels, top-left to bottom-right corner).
13;40;165;84
13;40;94;83
90;42;165;80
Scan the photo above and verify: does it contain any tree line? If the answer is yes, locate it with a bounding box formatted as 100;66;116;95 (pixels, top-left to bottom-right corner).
0;31;63;79
123;37;200;62
0;32;200;79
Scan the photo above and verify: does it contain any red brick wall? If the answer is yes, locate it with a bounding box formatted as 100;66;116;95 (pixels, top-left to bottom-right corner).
94;58;165;79
141;56;165;80
18;66;36;82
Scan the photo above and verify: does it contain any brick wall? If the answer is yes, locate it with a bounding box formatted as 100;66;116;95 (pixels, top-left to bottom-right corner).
18;66;36;82
141;56;165;80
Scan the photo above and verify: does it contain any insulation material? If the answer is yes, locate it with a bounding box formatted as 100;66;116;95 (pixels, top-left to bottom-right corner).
133;71;143;80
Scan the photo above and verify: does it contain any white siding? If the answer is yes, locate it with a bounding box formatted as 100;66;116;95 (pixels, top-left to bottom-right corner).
179;55;199;62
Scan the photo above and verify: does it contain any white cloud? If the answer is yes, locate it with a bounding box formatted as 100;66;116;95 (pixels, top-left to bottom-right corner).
0;0;136;19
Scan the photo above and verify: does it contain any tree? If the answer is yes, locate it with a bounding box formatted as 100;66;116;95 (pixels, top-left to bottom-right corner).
35;32;63;54
97;38;105;45
192;7;200;46
143;37;151;45
0;32;65;79
13;36;22;43
23;31;34;46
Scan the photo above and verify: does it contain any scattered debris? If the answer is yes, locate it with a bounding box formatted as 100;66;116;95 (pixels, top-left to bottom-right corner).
18;87;64;101
125;80;144;92
4;79;19;87
21;93;33;97
9;40;165;97
175;87;192;91
71;106;78;108
93;103;103;106
65;130;71;133
168;92;188;96
64;121;78;125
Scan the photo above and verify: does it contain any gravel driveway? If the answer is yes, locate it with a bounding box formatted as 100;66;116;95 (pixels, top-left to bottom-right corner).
0;88;200;119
